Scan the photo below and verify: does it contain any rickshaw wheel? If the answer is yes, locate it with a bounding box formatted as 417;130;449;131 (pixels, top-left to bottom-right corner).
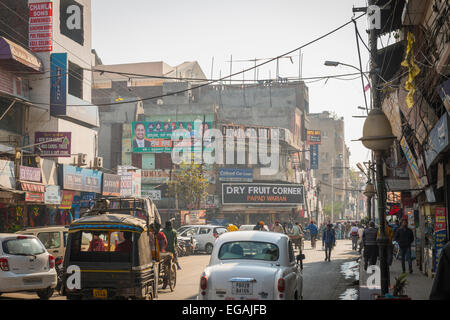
169;263;177;291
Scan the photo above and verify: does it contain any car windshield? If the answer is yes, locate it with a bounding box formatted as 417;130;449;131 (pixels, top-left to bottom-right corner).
2;238;46;256
218;241;279;261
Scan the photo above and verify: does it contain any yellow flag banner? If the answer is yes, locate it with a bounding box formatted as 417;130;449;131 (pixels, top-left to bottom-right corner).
401;32;421;108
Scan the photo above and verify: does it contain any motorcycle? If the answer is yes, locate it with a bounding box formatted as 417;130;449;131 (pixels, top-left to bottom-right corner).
55;257;64;295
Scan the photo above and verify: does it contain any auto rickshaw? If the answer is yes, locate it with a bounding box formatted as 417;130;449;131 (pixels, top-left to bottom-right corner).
62;197;164;300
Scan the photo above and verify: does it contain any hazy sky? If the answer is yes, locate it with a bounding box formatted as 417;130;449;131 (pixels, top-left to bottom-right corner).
91;0;378;169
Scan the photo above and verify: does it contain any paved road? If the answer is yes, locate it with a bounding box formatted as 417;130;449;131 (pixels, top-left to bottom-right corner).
0;240;358;300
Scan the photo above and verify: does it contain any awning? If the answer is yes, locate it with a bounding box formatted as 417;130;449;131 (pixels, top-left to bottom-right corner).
0;37;43;73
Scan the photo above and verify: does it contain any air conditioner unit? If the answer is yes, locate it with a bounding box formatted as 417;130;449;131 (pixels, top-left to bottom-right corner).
77;153;87;166
94;157;103;168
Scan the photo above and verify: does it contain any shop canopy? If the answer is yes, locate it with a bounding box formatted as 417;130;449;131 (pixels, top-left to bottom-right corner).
0;37;43;73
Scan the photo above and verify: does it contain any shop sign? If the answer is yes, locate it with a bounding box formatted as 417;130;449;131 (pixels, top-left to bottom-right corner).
310;144;319;169
119;175;132;197
306;130;321;145
35;132;71;157
132;171;141;197
50;53;67;117
44;185;61;205
141;169;171;183
181;210;206;225
21;182;45;193
102;173;121;196
218;168;253;182
434;208;447;272
425;113;450;168
436;79;450;113
80;192;95;208
28;2;52;52
400;137;422;187
0;160;15;189
222;183;304;205
60;165;102;193
19;166;41;182
25;192;44;203
141;189;161;201
59;190;75;209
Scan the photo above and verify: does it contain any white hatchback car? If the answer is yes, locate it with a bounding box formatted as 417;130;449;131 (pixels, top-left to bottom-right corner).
0;233;57;299
178;225;227;254
198;231;303;300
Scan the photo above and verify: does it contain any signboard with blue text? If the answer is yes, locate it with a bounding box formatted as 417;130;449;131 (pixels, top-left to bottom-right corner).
310;144;319;169
50;52;67;116
425;113;449;169
218;168;253;182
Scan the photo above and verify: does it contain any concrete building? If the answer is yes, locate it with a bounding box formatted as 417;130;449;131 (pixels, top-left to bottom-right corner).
308;111;350;222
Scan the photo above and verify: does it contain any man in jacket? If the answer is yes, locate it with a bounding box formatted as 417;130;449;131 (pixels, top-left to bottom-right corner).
322;224;336;261
394;218;414;273
362;221;378;271
163;221;181;270
272;221;285;233
305;221;319;249
349;223;359;251
429;242;450;299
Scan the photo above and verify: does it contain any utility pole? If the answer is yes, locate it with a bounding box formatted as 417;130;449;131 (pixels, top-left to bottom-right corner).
316;183;321;223
331;158;334;223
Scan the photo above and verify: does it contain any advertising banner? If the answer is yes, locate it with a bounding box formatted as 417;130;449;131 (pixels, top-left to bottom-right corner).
218;168;253;182
19;166;41;182
60;165;102;193
59;190;75;209
424;113;449;168
80;192;95;208
44;185;61;205
141;169;171;183
141;189;161;201
102;173;121;196
50;53;67;116
306;130;321;145
131;171;141;197
21;182;45;193
222;124;273;139
25;192;44;203
310;144;319;169
132;121;212;153
222;183;304;205
29;2;52;52
400;137;422;187
35;132;71;157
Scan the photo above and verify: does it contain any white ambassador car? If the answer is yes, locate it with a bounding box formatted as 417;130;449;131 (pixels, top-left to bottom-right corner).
0;233;57;299
198;231;303;300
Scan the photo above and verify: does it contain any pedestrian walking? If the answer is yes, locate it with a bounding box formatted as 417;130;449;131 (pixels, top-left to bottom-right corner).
162;221;181;270
362;221;378;271
253;221;266;231
322;224;336;261
394;218;414;273
305;221;319;248
273;221;285;233
349;223;359;251
429;242;450;300
357;223;364;254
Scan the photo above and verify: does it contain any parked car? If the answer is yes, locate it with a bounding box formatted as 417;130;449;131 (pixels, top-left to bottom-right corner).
178;225;227;254
0;233;57;299
197;231;304;300
17;226;69;261
239;224;269;231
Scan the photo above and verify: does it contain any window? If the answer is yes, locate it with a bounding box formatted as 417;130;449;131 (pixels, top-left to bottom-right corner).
322;174;329;182
199;227;210;235
68;61;83;99
0;96;23;134
38;232;60;249
2;238;45;256
69;230;135;262
63;232;68;247
288;240;295;262
181;227;198;237
218;241;279;261
214;227;227;235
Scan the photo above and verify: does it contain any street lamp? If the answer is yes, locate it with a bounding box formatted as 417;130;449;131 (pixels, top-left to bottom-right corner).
363;181;376;221
324;60;371;84
359;108;396;296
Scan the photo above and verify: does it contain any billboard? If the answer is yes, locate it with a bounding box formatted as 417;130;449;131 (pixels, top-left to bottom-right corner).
34;132;71;157
310;144;319;169
306;130;321;145
102;173;121;196
222;183;304;205
50;53;67;116
60;165;102;193
29;2;52;52
132;121;212;153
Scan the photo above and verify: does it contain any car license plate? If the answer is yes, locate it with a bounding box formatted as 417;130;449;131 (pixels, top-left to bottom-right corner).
93;289;108;299
23;277;42;284
231;282;253;295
